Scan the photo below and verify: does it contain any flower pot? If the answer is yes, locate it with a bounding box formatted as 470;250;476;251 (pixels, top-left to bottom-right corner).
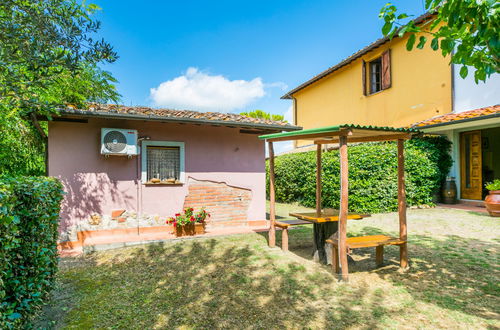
175;223;206;237
194;222;206;235
485;190;500;217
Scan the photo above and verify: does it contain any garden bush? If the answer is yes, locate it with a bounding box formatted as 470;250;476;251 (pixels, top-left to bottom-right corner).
0;177;64;328
267;136;452;213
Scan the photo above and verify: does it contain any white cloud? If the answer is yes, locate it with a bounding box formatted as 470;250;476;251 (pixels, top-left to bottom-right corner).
150;67;266;111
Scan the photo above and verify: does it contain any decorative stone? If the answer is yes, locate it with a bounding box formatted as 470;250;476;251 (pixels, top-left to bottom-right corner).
89;214;101;225
126;211;137;218
111;209;126;219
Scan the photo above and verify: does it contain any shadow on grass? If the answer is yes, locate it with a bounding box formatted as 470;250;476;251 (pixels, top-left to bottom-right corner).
465;210;491;217
40;236;393;329
38;225;498;328
265;212;291;220
273;225;499;322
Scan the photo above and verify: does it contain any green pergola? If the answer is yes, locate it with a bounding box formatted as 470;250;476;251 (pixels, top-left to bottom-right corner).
259;124;421;280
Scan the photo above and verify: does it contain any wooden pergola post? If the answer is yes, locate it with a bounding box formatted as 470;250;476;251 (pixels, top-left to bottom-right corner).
338;134;349;281
316;144;322;217
398;139;408;268
268;141;276;248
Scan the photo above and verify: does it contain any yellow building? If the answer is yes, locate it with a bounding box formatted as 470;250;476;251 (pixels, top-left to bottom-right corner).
283;13;452;144
282;11;500;202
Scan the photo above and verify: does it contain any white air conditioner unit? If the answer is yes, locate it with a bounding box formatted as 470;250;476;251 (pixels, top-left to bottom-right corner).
101;128;138;156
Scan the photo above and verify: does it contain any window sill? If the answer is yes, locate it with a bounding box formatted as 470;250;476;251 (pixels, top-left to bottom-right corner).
143;182;184;186
367;89;385;97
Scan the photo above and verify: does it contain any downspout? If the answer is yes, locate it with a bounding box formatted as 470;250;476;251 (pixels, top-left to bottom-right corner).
136;151;141;235
292;97;298;149
450;49;455;113
136;136;150;234
30;113;49;176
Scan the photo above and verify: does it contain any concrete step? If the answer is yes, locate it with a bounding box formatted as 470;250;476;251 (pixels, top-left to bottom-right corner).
458;199;485;208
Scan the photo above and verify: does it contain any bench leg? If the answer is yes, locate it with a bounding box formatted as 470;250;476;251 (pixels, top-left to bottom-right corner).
332;246;340;274
376;245;384;267
282;228;289;252
400;243;408;269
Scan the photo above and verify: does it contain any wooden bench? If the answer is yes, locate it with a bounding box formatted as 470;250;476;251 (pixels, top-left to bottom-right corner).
274;219;312;251
326;235;407;273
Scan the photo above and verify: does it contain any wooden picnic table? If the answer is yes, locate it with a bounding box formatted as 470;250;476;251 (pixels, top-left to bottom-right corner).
285;210;371;264
289;210;370;223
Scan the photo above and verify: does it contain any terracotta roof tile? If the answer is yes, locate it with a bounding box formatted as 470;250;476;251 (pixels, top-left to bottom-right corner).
411;105;500;128
60;103;297;130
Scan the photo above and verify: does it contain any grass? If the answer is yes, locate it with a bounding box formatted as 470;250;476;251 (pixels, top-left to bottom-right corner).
37;204;499;329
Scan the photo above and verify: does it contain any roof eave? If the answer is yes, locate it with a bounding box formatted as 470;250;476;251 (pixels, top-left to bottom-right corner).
416;112;500;130
53;109;301;132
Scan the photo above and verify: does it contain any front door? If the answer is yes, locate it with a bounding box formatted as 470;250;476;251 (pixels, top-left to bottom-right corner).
460;131;482;200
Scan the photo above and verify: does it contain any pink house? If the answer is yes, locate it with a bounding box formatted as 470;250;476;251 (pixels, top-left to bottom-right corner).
46;104;298;250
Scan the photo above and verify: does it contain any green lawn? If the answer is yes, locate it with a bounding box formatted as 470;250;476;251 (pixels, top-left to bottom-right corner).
38;204;499;329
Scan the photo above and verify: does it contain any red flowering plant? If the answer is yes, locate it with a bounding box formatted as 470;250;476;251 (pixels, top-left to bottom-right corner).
167;207;210;227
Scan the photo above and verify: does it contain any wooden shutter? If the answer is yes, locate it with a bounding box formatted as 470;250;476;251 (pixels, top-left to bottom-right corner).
362;60;367;96
381;49;391;90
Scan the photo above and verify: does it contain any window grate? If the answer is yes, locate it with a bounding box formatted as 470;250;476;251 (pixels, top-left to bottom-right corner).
146;146;180;181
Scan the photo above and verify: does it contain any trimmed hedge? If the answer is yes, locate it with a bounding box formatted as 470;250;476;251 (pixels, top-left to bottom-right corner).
267;136;452;213
0;177;64;328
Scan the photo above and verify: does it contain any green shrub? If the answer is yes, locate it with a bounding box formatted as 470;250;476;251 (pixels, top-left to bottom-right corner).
267;136;452;213
0;177;64;328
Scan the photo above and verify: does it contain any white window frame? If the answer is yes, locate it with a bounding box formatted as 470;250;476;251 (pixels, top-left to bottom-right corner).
141;141;185;184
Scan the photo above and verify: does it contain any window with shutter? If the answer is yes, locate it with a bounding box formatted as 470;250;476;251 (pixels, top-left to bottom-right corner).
362;60;367;96
363;49;392;95
381;50;391;89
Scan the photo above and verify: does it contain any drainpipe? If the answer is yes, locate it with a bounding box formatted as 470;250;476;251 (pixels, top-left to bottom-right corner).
136;136;150;234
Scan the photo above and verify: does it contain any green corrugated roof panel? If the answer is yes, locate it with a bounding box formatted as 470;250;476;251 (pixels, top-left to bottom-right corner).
258;124;420;140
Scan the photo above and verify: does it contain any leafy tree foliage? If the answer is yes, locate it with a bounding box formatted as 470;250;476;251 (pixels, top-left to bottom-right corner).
240;110;286;122
380;0;499;82
0;0;120;176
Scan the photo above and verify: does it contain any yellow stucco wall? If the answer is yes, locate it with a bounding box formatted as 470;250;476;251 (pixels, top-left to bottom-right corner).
292;33;452;140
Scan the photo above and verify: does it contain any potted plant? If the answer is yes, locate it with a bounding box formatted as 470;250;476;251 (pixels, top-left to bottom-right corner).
167;207;210;237
485;179;500;217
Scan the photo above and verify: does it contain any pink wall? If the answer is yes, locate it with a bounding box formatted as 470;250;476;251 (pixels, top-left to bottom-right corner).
48;118;266;235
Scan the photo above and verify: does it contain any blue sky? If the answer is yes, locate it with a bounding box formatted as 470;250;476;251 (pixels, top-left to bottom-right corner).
97;0;425;122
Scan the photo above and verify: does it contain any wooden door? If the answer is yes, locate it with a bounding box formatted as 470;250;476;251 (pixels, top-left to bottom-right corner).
460;131;482;200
